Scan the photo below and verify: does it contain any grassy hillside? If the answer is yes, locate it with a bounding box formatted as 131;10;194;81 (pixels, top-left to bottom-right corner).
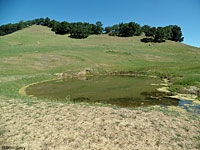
0;25;200;98
1;25;200;150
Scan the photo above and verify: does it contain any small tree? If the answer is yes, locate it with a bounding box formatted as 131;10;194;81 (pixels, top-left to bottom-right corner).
104;26;112;34
112;24;119;32
36;18;45;25
55;21;71;35
89;24;97;34
154;27;167;42
17;20;25;30
50;19;59;29
70;22;90;39
170;25;184;42
128;22;136;36
44;17;51;27
142;25;151;35
163;25;173;40
95;21;103;34
145;27;156;37
134;23;142;36
119;23;130;37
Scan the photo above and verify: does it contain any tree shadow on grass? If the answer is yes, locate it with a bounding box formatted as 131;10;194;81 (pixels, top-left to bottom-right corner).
141;38;165;43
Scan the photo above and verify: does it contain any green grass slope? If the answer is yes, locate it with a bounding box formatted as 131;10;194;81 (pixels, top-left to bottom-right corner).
0;25;200;98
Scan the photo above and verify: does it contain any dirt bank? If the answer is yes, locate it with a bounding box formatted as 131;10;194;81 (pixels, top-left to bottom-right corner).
0;96;199;150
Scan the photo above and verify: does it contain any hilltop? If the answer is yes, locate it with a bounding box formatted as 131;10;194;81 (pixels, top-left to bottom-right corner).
0;18;184;42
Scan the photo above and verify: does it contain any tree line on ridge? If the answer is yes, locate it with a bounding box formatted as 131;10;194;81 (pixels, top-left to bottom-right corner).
0;17;183;42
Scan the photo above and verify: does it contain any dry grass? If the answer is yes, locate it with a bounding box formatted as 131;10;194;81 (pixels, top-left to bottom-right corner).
0;96;199;150
1;53;71;71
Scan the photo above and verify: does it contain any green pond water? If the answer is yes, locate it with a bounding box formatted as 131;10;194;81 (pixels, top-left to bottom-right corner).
26;76;181;108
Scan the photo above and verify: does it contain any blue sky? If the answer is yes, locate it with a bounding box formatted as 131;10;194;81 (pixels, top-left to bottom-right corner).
0;0;199;47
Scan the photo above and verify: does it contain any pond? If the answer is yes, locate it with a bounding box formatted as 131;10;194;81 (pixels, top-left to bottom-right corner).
25;76;200;113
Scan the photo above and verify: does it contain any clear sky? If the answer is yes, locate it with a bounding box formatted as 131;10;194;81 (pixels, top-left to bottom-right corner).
0;0;199;47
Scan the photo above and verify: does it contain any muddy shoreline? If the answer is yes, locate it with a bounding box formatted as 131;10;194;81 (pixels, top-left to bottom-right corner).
20;71;199;101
